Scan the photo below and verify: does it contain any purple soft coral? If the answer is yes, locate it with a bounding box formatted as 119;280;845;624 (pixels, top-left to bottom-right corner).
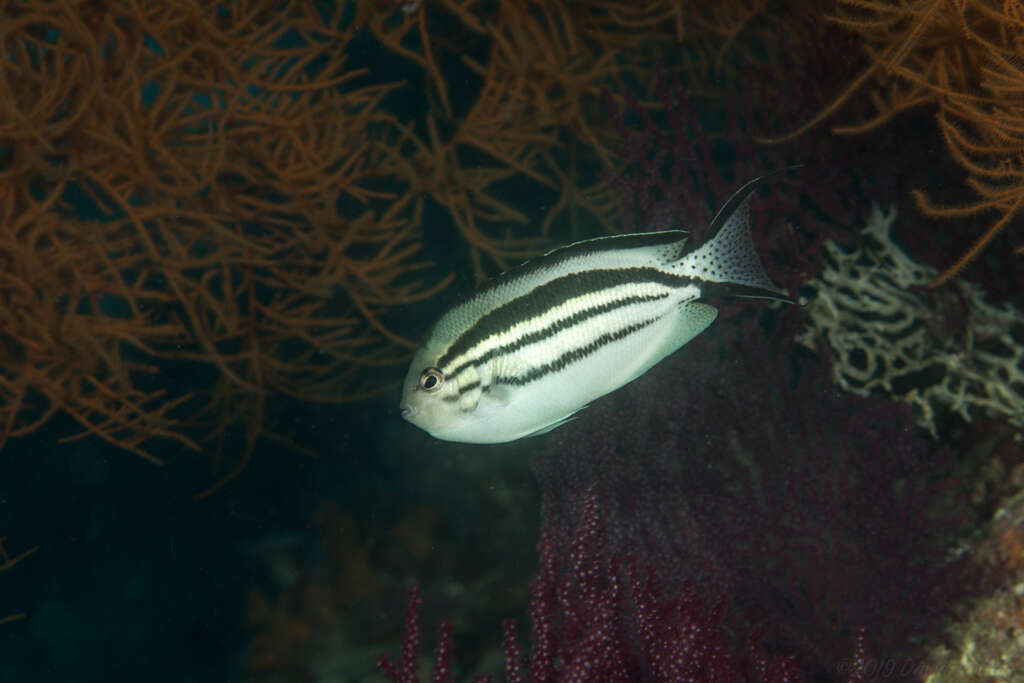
507;485;798;682
532;318;972;679
381;483;798;682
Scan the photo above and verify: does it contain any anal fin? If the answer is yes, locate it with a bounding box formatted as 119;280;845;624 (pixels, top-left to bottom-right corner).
523;408;588;438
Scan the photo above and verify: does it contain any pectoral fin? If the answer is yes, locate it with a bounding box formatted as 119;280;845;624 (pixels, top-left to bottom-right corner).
675;302;718;347
486;383;514;406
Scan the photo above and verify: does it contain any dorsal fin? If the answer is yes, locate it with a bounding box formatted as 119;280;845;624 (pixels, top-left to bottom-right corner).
704;166;802;244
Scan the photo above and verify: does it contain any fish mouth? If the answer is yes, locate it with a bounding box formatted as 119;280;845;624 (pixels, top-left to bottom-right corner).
399;404;414;421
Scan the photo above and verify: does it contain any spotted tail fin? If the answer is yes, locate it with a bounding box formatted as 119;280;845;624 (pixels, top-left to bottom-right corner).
682;174;794;302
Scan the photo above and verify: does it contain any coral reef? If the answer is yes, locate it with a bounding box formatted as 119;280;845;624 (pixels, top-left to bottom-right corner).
11;2;1022;683
797;205;1024;434
765;0;1024;285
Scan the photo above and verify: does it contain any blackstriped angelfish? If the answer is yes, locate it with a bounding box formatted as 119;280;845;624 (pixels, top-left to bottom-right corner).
400;175;793;443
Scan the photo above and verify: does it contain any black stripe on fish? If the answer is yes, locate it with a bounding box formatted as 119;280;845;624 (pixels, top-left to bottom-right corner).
493;317;661;386
438;267;689;373
450;290;672;393
443;378;482;404
466;231;688;303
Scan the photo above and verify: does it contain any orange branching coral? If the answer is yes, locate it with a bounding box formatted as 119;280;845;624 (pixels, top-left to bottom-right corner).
682;0;773;74
357;0;697;279
763;0;1024;286
0;536;38;625
0;1;447;466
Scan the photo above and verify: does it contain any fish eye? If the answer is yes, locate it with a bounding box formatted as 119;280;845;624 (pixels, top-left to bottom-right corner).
419;367;444;392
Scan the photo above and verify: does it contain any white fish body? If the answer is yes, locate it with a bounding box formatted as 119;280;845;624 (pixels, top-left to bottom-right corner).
399;176;791;443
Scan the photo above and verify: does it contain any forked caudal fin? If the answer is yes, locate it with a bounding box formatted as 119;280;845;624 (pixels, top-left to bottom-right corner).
682;171;798;303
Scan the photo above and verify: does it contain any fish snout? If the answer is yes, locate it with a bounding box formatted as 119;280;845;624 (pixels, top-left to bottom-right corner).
399;403;415;421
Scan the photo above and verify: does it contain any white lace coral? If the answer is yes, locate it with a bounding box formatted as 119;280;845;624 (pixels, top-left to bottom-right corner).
797;205;1024;435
